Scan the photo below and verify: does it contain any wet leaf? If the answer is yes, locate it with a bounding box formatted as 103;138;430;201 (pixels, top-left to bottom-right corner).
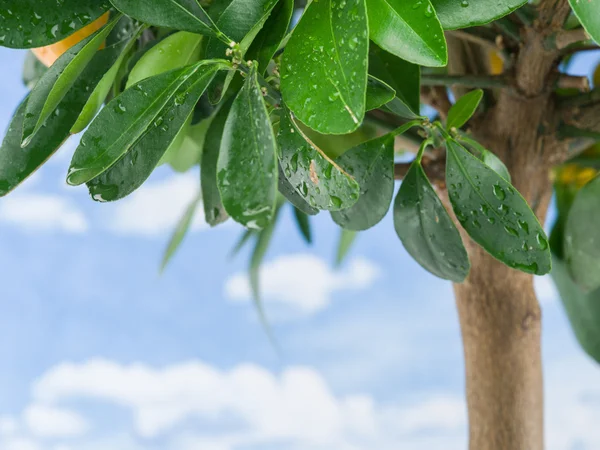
446;89;483;130
459;134;511;182
87;62;222;202
217;65;278;229
281;0;368;134
335;229;357;267
369;43;421;119
0;0;110;49
568;0;600;45
446;139;551;275
331;134;395;230
564;175;600;292
277;107;360;211
22;15;120;146
365;76;396;111
161;193;201;272
394;159;469;281
277;163;319;216
432;0;527;30
366;0;447;67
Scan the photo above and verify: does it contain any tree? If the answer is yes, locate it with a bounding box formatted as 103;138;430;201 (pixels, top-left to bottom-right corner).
2;0;600;448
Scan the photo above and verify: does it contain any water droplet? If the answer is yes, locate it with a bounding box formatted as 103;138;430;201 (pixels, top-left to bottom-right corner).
536;233;548;250
493;184;506;201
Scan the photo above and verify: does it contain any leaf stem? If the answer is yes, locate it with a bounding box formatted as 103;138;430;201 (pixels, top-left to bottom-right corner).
390;119;424;138
416;138;434;164
236;61;282;104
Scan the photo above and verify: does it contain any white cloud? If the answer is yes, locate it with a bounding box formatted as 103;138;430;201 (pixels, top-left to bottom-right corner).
23;405;88;438
0;416;18;435
535;275;558;305
0;194;88;233
30;358;465;449
225;254;381;314
108;173;206;237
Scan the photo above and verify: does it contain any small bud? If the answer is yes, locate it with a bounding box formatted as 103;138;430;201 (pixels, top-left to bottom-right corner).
261;87;268;96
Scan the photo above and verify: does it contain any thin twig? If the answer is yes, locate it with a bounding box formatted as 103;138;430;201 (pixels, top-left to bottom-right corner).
557;75;590;92
545;28;589;50
558;124;600;141
447;30;499;53
558;89;600;108
421;74;508;89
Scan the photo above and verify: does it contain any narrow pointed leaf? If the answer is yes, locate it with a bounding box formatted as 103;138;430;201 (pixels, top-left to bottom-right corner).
277;163;319;216
369;44;421;119
87;62;221;202
395;161;469;281
202;99;234;226
366;0;447;67
293;208;312;244
281;0;368;134
459;134;511;182
366;76;396;111
446;89;483;130
230;229;256;258
161;193;201;272
22;15;120;146
0;0;110;49
446;140;551;275
335;229;357;267
217;65;278;229
564;175;600;292
432;0;527;30
109;0;222;38
278;107;360;211
567;0;600;45
0;30;138;196
331;134;395;230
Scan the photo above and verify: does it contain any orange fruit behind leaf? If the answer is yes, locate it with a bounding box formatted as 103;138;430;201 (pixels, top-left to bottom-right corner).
32;13;110;67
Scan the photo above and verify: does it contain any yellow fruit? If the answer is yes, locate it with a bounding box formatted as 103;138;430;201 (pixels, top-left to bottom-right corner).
594;63;600;88
32;13;110;67
489;51;504;75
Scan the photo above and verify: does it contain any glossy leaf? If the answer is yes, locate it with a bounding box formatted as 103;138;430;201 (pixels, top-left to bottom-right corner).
331;134;395;230
165;118;211;172
277;107;360;211
246;0;294;74
217;65;278;229
365;76;396;111
446;89;483;130
432;0;527;30
161;193;201;272
459;134;511;182
277;163;319;216
446;139;551;275
68;63;221;186
293;207;312;244
335;229;357;267
568;0;600;45
0;34;137;196
87;62;221;202
126;31;203;88
202;99;233;226
22;15;120;146
280;0;368;134
394;160;469;281
369;44;421;119
551;255;600;363
366;0;447;67
0;0;110;49
109;0;222;38
564;175;600;292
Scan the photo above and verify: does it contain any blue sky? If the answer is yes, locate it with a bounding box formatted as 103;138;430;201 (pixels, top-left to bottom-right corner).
0;47;599;450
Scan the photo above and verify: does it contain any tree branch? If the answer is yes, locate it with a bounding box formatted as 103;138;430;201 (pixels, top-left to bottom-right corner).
421;74;507;89
545;28;589;50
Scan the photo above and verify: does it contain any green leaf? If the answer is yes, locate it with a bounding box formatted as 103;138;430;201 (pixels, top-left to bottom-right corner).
277;163;319;216
564;175;600;292
0;0;110;48
71;17;144;134
246;0;294;75
109;0;222;39
431;0;527;30
365;76;396;111
126;31;203;89
86;62;222;202
331;134;395;230
68;61;226;186
568;0;600;45
277;107;360;211
446;139;551;275
551;255;600;364
22;52;47;90
217;65;278;229
161;193;201;272
22;15;121;146
394;157;469;282
280;0;369;134
459;134;511;182
446;89;483;130
366;0;447;67
335;229;357;267
202;99;233;226
293;207;312;244
165;117;211;172
0;31;137;196
369;43;421;119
